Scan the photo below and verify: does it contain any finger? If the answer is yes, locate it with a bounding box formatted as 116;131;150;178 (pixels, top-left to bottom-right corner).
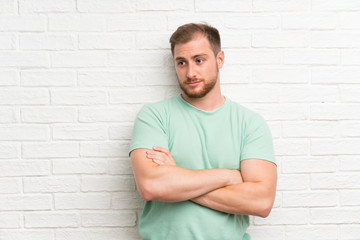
153;146;170;154
152;159;164;165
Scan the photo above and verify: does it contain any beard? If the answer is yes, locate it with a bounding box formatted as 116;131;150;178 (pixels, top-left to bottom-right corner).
179;68;219;99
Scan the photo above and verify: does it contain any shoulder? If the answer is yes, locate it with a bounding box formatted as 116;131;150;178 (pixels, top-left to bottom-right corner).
137;96;180;119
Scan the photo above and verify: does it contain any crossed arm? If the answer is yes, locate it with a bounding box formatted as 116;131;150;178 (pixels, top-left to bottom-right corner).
130;146;277;218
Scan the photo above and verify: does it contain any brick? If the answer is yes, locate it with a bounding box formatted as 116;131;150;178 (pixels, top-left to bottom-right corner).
56;228;141;240
340;13;360;29
107;14;166;31
273;139;309;156
78;71;135;87
53;124;108;140
109;124;133;140
51;52;107;68
0;125;49;141
250;104;308;121
0;230;54;240
341;121;360;136
226;50;281;65
111;192;144;210
195;0;251;12
312;32;360;48
21;107;77;123
247;226;284;240
253;0;309;12
51;89;107;105
221;32;251;48
25;212;79;228
109;50;171;67
343;50;360;65
283;191;338;207
79;33;134;50
21;70;76;86
0;160;49;177
0;33;16;49
22;142;79;158
312;0;360;11
311;104;360;120
55;193;110;210
52;159;108;174
255;209;308;225
340;156;360;171
222;85;280;103
0;15;46;31
277;174;309;191
19;0;75;12
136;33;170;50
311;208;360;224
0;0;16;13
82;176;135;192
77;0;133;13
283;121;337;138
0;143;19;159
20;34;75;50
0;88;48;105
252;68;310;84
0;71;18;86
341;86;360;103
168;15;223;31
49;14;104;31
136;69;179;86
341;190;360;206
81;211;136;227
312;139;360;155
252;31;309;48
225;15;280;29
79;106;140;123
109;87;168;104
311;173;360;189
0;195;51;211
282;156;337;173
0;213;20;228
281;86;337;103
138;0;191;11
0;52;49;68
0;179;20;194
24;176;79;193
108;159;133;175
80;141;130;157
284;49;339;65
282;13;337;30
312;67;360;84
341;225;360;240
285;226;338;240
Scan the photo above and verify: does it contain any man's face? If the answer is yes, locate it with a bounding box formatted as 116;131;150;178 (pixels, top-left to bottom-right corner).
173;35;223;98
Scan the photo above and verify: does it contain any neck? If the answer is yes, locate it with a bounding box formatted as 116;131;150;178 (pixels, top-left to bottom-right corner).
181;80;225;111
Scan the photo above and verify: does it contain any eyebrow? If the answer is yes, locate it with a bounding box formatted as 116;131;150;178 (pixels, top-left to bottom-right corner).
175;54;208;61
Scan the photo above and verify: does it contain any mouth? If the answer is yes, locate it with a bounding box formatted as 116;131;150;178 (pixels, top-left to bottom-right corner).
186;80;202;87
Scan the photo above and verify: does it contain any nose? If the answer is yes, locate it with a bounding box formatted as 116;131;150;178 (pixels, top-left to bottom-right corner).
186;62;196;79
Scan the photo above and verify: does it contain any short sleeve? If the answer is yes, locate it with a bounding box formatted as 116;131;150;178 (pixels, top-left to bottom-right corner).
240;113;276;164
129;104;169;155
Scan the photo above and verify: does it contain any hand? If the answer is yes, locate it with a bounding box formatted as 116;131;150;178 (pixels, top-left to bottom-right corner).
228;169;243;185
146;146;177;166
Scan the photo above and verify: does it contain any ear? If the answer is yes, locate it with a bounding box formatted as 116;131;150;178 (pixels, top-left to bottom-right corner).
216;50;225;69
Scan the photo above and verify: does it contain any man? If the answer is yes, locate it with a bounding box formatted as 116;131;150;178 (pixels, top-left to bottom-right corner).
129;23;277;240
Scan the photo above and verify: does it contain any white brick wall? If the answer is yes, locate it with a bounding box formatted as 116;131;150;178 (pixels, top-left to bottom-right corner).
0;1;359;239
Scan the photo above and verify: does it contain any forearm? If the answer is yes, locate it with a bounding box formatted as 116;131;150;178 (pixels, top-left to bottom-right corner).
192;181;276;217
138;165;239;202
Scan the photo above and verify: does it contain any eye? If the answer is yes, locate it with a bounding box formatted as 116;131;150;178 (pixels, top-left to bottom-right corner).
196;59;204;64
177;61;186;66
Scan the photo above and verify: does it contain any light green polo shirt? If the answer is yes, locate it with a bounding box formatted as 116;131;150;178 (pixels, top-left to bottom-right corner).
129;95;275;240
